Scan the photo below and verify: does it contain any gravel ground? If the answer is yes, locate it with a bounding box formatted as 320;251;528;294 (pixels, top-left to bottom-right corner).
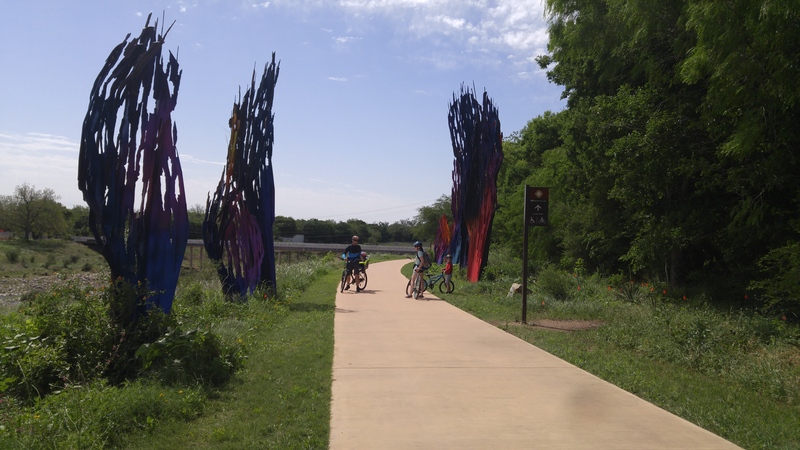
0;272;109;309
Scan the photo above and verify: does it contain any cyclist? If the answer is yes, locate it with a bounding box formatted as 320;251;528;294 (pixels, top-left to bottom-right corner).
342;235;362;290
406;241;430;298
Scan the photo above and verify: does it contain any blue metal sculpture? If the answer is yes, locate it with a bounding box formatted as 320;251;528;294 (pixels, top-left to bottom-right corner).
78;14;188;319
203;54;280;298
447;84;503;282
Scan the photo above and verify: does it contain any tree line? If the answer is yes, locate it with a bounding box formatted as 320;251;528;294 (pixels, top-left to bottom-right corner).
0;184;450;247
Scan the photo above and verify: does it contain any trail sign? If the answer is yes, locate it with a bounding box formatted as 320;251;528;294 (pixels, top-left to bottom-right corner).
525;187;549;227
522;186;549;323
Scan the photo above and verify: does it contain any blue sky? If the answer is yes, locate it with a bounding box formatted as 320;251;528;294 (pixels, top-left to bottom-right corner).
0;0;564;223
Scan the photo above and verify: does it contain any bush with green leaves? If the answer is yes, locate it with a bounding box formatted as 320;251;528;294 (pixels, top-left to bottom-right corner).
535;264;579;301
5;248;20;264
136;325;241;386
0;278;240;404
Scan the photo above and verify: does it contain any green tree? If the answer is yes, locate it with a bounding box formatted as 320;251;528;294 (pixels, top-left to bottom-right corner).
387;220;414;243
66;205;91;237
2;183;68;240
413;195;452;243
273;215;298;238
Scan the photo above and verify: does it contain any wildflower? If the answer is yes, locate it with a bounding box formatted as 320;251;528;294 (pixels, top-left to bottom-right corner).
682;295;687;301
782;315;787;321
744;294;749;300
159;393;164;397
577;286;581;291
662;289;667;295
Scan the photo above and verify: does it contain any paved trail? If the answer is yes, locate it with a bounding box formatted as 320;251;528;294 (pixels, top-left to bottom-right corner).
330;259;740;449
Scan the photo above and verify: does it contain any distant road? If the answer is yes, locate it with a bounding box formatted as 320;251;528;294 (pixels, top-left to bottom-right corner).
72;237;411;255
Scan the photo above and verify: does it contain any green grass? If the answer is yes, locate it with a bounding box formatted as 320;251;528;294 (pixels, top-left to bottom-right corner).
0;239;106;277
123;267;338;449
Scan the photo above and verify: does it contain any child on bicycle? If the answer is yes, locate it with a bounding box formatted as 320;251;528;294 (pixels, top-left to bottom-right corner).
342;235;362;290
407;241;430;298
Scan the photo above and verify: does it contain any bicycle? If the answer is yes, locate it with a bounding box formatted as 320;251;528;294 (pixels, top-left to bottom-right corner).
405;272;455;298
406;271;427;299
426;272;455;294
340;258;368;292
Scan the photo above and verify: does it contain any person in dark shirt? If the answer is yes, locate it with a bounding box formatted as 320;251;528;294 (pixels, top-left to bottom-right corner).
342;235;362;291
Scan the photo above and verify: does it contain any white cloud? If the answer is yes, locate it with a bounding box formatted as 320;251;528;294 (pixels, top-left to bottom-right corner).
333;36;361;44
0;133;82;206
328;76;348;82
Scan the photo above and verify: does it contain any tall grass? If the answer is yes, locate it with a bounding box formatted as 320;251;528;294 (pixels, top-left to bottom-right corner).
0;254;341;449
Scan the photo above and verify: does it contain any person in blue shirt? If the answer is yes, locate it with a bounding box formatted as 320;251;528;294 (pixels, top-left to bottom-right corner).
342;235;362;291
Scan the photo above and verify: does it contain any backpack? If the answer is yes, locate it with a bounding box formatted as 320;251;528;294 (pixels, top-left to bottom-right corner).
421;251;432;269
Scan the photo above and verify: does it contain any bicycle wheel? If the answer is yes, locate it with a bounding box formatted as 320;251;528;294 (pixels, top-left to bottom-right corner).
357;271;368;290
413;275;427;299
439;279;455;294
406;280;412;297
340;269;347;293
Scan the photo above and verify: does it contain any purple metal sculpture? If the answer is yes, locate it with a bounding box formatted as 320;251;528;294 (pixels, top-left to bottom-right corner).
78;14;188;318
447;85;503;282
203;54;280;298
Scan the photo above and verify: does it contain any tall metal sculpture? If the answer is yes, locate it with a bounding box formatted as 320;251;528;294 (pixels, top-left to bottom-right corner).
447;85;503;282
433;214;452;264
78;14;188;319
203;54;280;298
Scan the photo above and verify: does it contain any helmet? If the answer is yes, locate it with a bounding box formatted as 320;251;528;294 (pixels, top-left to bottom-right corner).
413;241;422;248
361;251;367;257
446;254;452;258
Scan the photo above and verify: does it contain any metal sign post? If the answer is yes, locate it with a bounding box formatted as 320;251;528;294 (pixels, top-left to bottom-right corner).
522;186;549;323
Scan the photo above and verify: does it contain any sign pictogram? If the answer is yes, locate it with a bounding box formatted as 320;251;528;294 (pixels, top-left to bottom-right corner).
525;187;549;227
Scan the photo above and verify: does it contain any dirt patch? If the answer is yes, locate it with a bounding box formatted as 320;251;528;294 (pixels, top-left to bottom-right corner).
495;319;603;332
0;272;108;309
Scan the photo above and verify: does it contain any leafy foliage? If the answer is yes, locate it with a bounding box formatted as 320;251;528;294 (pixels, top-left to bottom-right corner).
0;183;68;240
491;0;800;314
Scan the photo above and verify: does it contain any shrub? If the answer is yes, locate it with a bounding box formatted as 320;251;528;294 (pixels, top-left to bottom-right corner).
44;253;57;268
0;333;67;402
135;326;241;386
535;265;578;301
178;282;206;306
4;248;20;264
20;284;116;386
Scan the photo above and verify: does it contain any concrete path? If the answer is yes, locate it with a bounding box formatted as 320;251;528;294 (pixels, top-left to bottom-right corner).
330;260;741;449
